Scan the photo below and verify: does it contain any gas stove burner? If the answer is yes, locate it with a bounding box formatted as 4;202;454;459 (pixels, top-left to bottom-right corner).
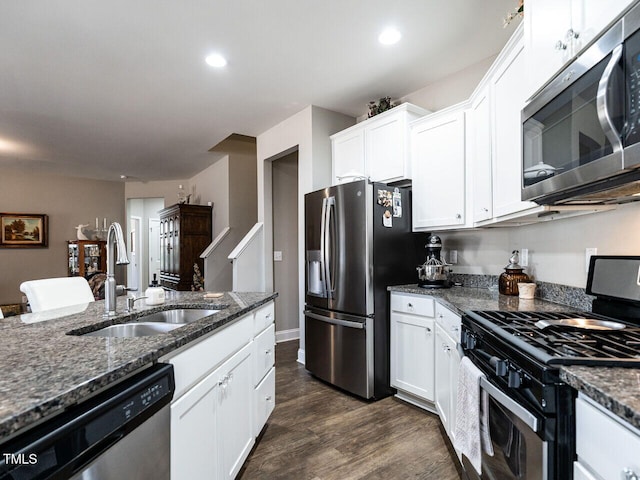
535;318;627;331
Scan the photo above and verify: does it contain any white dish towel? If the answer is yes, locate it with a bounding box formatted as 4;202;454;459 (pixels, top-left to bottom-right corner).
454;356;493;476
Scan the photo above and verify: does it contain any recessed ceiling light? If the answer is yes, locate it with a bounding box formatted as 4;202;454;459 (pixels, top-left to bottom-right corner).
205;53;227;68
378;27;401;45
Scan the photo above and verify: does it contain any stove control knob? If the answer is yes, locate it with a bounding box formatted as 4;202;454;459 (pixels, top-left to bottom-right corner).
508;370;522;388
489;356;507;376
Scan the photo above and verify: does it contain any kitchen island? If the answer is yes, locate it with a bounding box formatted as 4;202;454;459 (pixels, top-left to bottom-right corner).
0;290;277;440
388;284;640;430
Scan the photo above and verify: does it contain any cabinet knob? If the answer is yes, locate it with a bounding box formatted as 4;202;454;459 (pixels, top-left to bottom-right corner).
452;326;459;332
442;344;451;353
425;327;431;333
555;40;568;51
566;28;580;40
407;303;413;311
456;213;462;219
266;313;273;320
265;395;273;402
482;207;488;212
623;468;639;480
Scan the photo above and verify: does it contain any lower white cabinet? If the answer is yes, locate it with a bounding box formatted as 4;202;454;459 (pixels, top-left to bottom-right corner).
390;307;436;406
434;322;461;445
390;292;462;446
171;342;254;480
162;300;276;480
574;394;640;480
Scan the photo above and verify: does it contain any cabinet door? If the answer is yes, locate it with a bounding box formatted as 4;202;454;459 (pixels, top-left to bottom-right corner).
469;88;493;222
434;324;452;433
491;40;537;218
171;369;220;480
217;342;255;480
448;334;461;446
524;0;573;96
572;0;633;53
332;128;366;184
366;114;407;183
411;109;466;230
390;312;435;401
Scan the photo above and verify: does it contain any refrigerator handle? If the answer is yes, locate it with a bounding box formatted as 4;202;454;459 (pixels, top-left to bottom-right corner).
323;196;335;297
304;310;365;329
320;197;328;297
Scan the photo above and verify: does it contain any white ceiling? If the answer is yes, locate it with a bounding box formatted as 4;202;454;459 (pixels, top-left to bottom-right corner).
0;0;520;182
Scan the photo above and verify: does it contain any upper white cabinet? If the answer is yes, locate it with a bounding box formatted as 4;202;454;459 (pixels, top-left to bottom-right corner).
331;103;429;185
525;0;634;96
331;128;365;183
490;27;538;219
468;86;493;223
411;104;468;231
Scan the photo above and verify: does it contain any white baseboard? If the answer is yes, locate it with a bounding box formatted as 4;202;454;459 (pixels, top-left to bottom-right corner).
297;348;305;365
275;328;299;344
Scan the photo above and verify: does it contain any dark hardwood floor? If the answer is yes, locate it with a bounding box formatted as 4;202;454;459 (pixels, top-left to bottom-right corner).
238;340;463;480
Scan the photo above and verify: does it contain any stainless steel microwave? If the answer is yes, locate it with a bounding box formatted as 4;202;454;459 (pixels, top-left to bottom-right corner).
522;3;640;205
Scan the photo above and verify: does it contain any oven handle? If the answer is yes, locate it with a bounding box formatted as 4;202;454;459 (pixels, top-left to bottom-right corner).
480;377;539;432
596;43;623;153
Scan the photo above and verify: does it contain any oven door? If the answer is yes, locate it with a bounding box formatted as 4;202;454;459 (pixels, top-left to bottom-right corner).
478;377;548;480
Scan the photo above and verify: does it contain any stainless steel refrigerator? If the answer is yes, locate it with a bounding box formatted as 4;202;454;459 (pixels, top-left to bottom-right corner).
304;179;423;399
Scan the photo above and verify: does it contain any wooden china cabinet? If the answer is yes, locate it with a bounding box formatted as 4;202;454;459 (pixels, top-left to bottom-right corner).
158;203;212;291
68;240;107;278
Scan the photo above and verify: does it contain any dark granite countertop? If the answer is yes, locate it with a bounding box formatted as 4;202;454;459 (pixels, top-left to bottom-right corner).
0;290;277;440
387;284;571;315
560;367;640;430
388;284;640;430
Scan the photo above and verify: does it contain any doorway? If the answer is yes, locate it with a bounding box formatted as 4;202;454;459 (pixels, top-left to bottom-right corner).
125;198;165;291
272;151;299;342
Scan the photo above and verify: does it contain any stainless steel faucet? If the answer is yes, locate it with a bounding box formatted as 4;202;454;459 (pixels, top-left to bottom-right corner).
105;222;130;316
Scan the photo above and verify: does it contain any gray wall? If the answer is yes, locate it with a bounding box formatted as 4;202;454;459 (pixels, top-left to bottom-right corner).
0;168;125;304
272;151;299;333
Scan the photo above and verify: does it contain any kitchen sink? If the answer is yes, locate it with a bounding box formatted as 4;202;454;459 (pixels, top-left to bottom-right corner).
82;322;184;337
136;308;220;324
77;308;222;337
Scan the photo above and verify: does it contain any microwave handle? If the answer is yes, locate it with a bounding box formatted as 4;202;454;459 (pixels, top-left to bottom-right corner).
597;44;624;153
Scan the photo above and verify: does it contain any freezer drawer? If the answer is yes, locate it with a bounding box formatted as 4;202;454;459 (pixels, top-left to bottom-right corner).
304;308;373;399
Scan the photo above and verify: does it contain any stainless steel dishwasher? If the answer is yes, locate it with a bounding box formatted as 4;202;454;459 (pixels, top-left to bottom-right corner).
0;363;174;480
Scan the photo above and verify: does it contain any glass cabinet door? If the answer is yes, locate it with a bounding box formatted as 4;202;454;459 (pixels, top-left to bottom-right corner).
68;243;79;276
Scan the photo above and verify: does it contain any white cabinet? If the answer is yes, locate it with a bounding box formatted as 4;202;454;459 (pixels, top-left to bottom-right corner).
434;303;462;445
162;300;276;480
525;0;633;96
574;394;640;480
411;104;468;231
170;365;220;479
170;342;254;480
252;302;276;437
217;343;255;480
331;103;429;185
390;293;436;410
331;128;365;183
469;86;493;223
490;29;537;218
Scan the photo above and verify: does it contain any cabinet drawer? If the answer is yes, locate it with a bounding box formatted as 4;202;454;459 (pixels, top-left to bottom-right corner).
254;367;275;436
162;313;252;399
576;395;640;480
254;323;275;386
254;302;275;335
435;303;461;342
390;293;434;317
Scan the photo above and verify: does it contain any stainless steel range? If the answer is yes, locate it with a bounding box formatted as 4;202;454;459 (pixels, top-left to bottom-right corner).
461;256;640;480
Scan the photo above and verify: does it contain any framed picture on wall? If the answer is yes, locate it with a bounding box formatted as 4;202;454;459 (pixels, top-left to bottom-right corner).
0;213;48;248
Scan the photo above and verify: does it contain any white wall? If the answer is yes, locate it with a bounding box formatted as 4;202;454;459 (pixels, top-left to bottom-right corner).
400;56;498;112
257;105;354;360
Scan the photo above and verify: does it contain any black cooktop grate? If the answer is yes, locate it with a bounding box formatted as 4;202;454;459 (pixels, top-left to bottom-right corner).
465;310;640;365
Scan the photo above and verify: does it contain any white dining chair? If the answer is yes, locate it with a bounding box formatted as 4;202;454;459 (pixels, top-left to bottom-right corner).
20;277;95;313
